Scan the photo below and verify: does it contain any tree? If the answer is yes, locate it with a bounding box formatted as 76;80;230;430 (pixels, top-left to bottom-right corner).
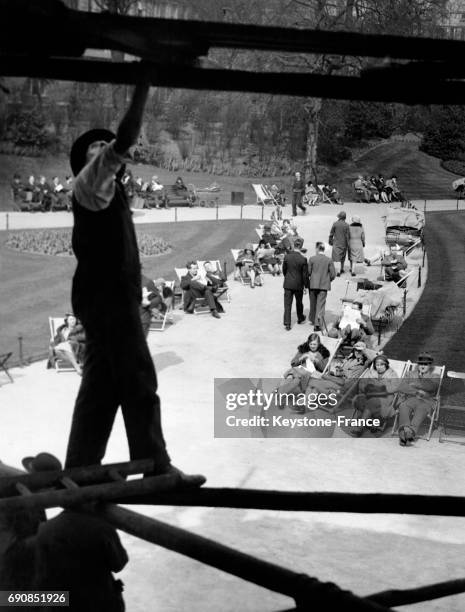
420;106;465;161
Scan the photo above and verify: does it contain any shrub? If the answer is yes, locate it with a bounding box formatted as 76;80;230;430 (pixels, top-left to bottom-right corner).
5;230;171;257
5;110;55;150
441;159;465;176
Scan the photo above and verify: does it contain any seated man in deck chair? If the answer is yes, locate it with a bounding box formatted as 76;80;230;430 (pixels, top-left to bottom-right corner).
382;246;408;283
327;300;374;347
396;352;441;446
181;261;223;318
204;261;228;298
301;344;374;406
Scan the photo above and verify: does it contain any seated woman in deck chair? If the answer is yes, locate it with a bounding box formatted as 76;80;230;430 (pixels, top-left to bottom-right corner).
255;239;281;276
276;334;331;410
153;278;175;320
323;183;342;204
270;185;285;219
350;354;399;437
396;352;441;446
302;344;373;406
235;244;263;288
51;314;85;375
302;181;318;206
288;333;331;374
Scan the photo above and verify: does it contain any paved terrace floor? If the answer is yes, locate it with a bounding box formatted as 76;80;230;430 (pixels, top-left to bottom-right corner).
1;202;464;612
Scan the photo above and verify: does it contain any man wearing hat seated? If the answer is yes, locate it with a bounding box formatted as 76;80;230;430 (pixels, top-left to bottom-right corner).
382;246;407;283
396;352;441;446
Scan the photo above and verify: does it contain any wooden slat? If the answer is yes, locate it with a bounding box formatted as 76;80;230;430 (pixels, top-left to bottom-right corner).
0;458;156;498
3;56;465;104
0;473;180;513
94;504;393;612
3;0;465;62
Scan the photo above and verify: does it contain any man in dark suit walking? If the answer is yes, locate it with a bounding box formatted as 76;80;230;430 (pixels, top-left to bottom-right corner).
282;237;308;330
308;242;336;331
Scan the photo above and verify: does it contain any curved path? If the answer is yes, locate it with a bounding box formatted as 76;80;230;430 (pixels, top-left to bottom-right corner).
2;204;465;612
384;210;465;404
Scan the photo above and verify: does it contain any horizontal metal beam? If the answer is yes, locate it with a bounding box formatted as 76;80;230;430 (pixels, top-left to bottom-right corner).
115;487;465;517
1;0;465;62
2;56;465;104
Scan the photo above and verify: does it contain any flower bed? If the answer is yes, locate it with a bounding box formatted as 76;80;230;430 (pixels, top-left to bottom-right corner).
5;230;171;257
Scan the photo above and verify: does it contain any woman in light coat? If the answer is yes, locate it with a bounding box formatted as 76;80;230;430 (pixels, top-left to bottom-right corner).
348;215;366;276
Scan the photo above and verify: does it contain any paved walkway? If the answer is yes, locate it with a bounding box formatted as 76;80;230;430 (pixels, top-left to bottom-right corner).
1;198;465;230
1;203;464;611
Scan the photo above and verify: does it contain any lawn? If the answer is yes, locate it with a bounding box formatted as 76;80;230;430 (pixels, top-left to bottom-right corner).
0;153;286;211
0;219;259;363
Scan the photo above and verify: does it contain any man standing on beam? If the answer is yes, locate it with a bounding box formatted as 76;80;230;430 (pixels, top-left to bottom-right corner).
65;74;205;487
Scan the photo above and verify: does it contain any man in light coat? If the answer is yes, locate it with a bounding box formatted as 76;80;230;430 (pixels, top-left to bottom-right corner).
308;242;336;331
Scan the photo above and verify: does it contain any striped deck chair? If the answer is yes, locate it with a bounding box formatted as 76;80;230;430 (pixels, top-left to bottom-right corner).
232;248;262;285
149;280;175;332
48;317;77;372
391;361;446;441
252;184;276;206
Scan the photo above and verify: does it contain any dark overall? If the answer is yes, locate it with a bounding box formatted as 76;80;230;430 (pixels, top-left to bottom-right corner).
65;183;170;469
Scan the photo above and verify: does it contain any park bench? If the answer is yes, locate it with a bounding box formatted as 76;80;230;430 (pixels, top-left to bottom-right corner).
163;185;195;208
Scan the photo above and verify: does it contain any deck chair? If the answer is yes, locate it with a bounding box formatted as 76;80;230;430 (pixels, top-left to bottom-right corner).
252;184;275;206
174;268;214;315
197;260;230;303
391;361;446;441
0;352;13;383
149;280;175;332
352;359;409;427
317;334;342;376
317;185;332;204
231;249;251;285
439;372;465;445
48;317;76;372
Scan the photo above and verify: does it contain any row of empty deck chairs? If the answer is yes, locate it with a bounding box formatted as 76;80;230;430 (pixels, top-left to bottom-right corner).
252;183;341;207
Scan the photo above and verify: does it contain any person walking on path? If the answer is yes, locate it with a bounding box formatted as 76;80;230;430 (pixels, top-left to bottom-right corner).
291;171;306;217
282;237;309;331
65;75;205;488
308;242;336;331
348;215;366;276
329;210;350;276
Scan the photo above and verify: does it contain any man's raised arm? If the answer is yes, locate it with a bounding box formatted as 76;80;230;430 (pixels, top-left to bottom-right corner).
114;81;150;156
